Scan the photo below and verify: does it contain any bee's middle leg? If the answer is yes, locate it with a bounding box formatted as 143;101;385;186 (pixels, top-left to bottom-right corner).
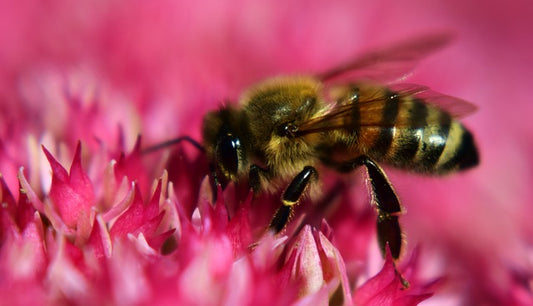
269;166;318;233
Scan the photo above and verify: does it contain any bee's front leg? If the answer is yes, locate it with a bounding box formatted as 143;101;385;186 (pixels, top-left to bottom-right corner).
269;166;318;233
249;164;270;194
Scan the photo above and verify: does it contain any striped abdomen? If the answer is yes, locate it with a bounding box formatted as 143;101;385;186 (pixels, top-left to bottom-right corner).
355;90;479;175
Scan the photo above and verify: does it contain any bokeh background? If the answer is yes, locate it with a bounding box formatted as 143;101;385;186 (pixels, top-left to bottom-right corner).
1;0;532;304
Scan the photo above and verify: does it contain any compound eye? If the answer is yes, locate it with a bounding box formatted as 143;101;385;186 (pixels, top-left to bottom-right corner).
216;134;241;178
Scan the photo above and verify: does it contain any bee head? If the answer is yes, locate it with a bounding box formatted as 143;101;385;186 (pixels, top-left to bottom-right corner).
202;107;248;182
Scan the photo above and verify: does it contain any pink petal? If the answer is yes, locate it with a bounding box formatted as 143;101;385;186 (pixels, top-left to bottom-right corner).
109;180;168;247
113;137;151;196
87;215;112;259
46;236;90;302
42;143;95;229
226;192;253;256
165;141;211;218
288;225;353;304
109;185;149;237
0;176;18;239
354;247;437;306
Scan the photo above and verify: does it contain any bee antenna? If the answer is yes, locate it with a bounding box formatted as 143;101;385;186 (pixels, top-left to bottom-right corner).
142;136;205;154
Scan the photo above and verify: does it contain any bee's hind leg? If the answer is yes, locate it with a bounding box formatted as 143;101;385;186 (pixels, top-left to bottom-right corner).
331;156;409;287
329;156;404;260
268;166;318;233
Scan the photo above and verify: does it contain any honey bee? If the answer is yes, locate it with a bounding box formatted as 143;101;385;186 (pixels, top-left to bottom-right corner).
151;33;479;260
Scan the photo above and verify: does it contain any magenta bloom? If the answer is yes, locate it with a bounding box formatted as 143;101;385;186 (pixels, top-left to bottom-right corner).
1;0;532;305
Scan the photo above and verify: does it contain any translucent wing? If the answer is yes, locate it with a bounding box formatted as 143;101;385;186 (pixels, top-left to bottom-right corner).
317;32;453;84
296;84;476;136
411;87;477;118
387;83;477;117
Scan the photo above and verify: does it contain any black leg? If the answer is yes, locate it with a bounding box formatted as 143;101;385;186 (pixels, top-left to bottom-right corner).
269;205;293;233
142;136;205;154
249;164;270;194
326;156;403;259
209;163;220;203
268;166;317;233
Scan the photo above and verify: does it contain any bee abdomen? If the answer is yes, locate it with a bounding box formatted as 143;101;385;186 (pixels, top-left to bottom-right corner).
393;124;478;175
368;97;478;174
428;120;478;174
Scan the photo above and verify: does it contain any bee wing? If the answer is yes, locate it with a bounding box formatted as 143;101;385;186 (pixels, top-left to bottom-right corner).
297;84;476;135
317;33;453;84
386;83;477;118
410;87;478;118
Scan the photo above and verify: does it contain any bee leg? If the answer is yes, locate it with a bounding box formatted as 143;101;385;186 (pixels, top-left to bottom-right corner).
331;156;403;259
325;156;408;286
360;158;410;287
209;163;220;202
249;164;270;194
362;158;403;260
269;166;317;233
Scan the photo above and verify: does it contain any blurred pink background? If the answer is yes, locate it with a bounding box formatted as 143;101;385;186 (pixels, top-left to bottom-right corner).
1;0;532;304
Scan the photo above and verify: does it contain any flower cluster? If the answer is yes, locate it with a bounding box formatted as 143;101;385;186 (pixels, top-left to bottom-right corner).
0;137;437;305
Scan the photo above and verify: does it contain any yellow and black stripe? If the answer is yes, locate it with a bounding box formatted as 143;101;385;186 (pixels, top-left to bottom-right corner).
355;91;478;175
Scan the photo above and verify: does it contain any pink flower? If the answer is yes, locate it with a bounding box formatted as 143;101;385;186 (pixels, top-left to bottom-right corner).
43;143;94;238
1;0;532;305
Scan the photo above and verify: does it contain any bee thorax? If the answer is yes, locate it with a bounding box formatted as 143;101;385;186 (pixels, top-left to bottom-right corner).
264;136;317;177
